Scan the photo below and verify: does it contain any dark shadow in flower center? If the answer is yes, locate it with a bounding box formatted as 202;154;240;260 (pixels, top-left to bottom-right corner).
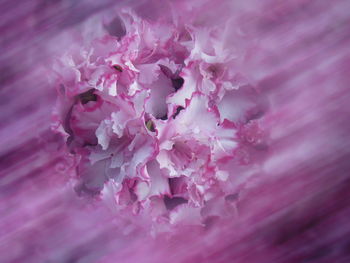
173;106;184;119
171;77;184;92
164;196;187;210
105;16;126;40
78;89;97;105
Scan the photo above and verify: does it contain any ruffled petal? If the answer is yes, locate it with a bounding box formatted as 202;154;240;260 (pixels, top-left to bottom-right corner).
147;160;171;197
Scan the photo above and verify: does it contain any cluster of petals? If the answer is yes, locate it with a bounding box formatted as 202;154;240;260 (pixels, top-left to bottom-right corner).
52;6;267;227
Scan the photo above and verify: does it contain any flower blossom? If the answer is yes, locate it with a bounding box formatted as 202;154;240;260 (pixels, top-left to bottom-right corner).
52;7;267;227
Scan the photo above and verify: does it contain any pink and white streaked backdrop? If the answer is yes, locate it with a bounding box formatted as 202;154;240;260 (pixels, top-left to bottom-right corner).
1;0;350;262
